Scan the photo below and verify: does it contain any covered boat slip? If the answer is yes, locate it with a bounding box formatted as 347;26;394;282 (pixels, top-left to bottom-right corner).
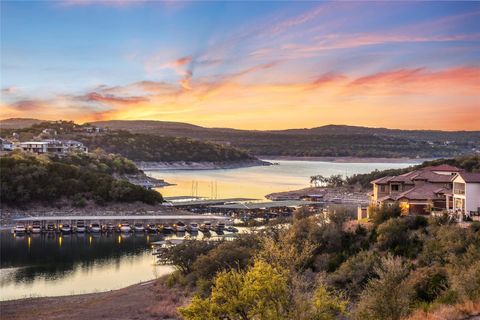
13;214;228;224
209;200;323;217
210;200;320;210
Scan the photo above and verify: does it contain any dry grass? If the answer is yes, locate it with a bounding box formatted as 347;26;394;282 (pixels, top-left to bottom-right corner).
405;300;480;320
146;281;191;319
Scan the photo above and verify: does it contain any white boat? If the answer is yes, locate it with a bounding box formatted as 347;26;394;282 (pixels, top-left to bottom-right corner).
60;223;71;233
120;223;131;233
31;222;42;234
76;221;86;233
14;224;26;235
187;223;198;233
174;221;186;232
133;223;145;233
90;223;102;233
162;224;173;233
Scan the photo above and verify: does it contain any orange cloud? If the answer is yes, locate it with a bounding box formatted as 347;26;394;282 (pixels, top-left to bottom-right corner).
2;66;479;130
79;92;149;105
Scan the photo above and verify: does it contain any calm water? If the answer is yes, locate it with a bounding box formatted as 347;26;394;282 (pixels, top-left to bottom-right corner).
150;159;416;199
1;159;416;301
0;232;174;301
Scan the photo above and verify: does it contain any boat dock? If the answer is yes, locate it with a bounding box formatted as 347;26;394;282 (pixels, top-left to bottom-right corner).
13;214;228;224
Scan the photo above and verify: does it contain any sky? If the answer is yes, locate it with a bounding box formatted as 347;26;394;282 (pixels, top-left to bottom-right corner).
1;1;479;130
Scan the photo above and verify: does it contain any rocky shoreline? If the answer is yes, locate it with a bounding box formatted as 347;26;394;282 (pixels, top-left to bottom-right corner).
266;186;369;205
135;159;272;170
120;172;172;187
260;156;427;164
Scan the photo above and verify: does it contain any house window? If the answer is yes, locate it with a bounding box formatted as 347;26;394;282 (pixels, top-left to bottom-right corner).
391;184;400;192
380;185;386;192
453;182;465;195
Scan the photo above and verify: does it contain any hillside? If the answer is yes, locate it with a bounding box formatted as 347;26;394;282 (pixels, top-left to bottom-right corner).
0;151;163;207
0;118;45;129
0;120;256;163
91;120;480;158
2;119;479;158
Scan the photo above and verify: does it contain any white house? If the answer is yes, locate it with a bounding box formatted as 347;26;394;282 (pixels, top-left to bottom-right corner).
18;141;49;153
450;172;480;219
0;138;13;151
18;140;88;155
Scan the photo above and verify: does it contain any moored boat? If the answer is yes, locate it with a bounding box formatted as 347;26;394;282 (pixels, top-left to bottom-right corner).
106;223;115;233
59;223;71;234
146;224;157;233
187;223;199;233
226;226;239;233
46;223;56;233
120;223;131;233
174;221;186;232
214;222;225;233
14;224;26;235
31;221;42;234
90;223;102;233
76;220;86;233
133;223;145;233
162;224;173;233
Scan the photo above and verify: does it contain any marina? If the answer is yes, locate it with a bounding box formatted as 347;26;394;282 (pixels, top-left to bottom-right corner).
1;159;416;301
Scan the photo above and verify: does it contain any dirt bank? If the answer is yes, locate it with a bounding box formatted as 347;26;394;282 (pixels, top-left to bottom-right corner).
0;280;190;320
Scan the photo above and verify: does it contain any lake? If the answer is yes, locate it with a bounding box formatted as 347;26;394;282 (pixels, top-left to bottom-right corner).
149;159;416;199
1;159;416;300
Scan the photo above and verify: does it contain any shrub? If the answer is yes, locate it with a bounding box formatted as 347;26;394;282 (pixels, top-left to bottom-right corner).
354;256;413;320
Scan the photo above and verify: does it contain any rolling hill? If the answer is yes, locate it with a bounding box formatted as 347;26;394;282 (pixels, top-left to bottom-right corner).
2;118;479;158
91;120;480;158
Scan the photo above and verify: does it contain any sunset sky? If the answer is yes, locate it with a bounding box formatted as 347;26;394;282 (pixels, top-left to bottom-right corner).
1;1;479;130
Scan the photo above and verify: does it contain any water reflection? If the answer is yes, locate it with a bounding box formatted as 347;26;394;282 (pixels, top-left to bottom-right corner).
0;231;175;300
151;159;415;199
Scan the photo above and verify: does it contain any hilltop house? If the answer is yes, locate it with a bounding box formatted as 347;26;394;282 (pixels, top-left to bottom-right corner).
370;164;463;215
448;172;480;219
0;138;13;151
17;140;88;155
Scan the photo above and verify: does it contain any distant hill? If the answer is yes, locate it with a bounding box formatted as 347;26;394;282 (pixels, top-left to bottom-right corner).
0;118;45;129
2;118;479;158
91;120;480;158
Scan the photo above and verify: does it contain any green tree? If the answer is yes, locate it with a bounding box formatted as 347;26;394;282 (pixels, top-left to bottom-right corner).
355;256;413;320
179;260;289;320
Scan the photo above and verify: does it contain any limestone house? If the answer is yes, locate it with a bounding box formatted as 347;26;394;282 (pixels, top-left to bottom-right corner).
448;172;480;219
370;164;463;215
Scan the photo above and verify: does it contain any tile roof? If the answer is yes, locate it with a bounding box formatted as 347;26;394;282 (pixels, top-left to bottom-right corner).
394;184;449;201
455;172;480;183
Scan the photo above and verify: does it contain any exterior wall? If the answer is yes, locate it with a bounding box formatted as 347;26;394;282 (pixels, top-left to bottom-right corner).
372;184;389;203
465;183;480;213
